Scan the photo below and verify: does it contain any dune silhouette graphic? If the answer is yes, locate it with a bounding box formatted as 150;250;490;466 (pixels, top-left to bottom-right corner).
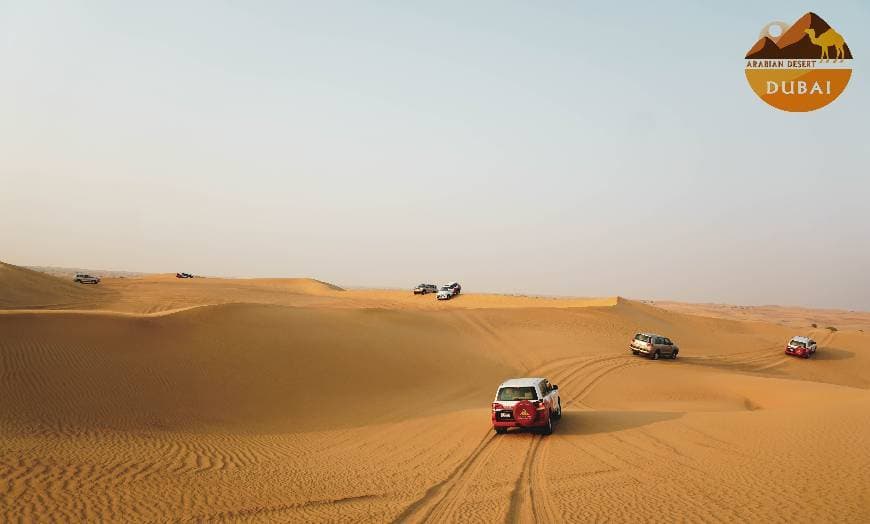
746;12;852;60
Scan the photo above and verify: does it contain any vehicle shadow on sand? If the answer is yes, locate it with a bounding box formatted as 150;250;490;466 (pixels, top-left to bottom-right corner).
553;410;684;436
811;347;855;361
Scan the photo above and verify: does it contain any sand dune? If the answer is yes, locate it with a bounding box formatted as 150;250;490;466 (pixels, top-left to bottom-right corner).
0;262;110;309
651;299;870;332
4;271;620;314
0;262;868;521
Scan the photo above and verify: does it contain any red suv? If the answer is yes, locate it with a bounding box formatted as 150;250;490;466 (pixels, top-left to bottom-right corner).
491;378;561;435
785;336;817;358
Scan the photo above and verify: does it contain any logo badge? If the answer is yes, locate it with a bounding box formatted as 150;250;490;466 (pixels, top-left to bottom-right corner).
745;12;852;112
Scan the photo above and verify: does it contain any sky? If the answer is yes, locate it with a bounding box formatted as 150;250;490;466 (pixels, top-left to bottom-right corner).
2;1;869;310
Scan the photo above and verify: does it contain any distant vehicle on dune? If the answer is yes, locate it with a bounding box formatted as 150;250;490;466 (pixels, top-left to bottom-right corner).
176;272;194;279
630;333;679;360
413;283;437;295
785;336;817;358
437;282;461;300
73;273;101;284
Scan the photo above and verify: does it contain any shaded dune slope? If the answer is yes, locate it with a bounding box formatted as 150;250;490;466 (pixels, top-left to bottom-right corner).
0;304;514;434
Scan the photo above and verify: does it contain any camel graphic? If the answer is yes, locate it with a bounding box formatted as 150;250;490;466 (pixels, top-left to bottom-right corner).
804;28;846;60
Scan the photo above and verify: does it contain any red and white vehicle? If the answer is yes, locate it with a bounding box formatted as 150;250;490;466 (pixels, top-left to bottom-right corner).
785;336;817;359
491;377;561;435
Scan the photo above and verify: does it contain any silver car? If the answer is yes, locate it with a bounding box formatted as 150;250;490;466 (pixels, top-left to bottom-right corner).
73;273;101;284
630;333;679;360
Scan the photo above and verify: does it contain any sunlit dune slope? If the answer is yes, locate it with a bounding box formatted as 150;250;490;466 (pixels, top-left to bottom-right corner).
0;262;110;309
652;299;870;331
143;273;345;293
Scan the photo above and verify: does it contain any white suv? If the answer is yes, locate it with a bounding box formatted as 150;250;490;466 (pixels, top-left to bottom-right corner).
73;273;101;284
437;282;461;300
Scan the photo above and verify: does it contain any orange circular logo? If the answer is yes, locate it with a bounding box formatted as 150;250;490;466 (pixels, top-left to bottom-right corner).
745;12;852;112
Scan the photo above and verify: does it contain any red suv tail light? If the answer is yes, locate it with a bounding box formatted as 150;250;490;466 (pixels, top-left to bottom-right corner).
492;403;504;411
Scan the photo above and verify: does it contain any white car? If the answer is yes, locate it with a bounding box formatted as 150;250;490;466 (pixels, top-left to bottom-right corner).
436;282;461;300
73;273;101;284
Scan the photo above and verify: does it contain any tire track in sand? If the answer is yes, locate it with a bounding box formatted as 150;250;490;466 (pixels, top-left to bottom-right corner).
398;355;643;523
506;435;542;523
505;434;561;524
561;356;643;408
393;431;500;523
506;355;640;523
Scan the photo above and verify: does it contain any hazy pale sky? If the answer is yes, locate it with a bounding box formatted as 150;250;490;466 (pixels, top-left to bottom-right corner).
2;1;868;309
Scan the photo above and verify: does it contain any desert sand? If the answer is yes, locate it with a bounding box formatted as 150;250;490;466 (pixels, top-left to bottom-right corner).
1;262;868;522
